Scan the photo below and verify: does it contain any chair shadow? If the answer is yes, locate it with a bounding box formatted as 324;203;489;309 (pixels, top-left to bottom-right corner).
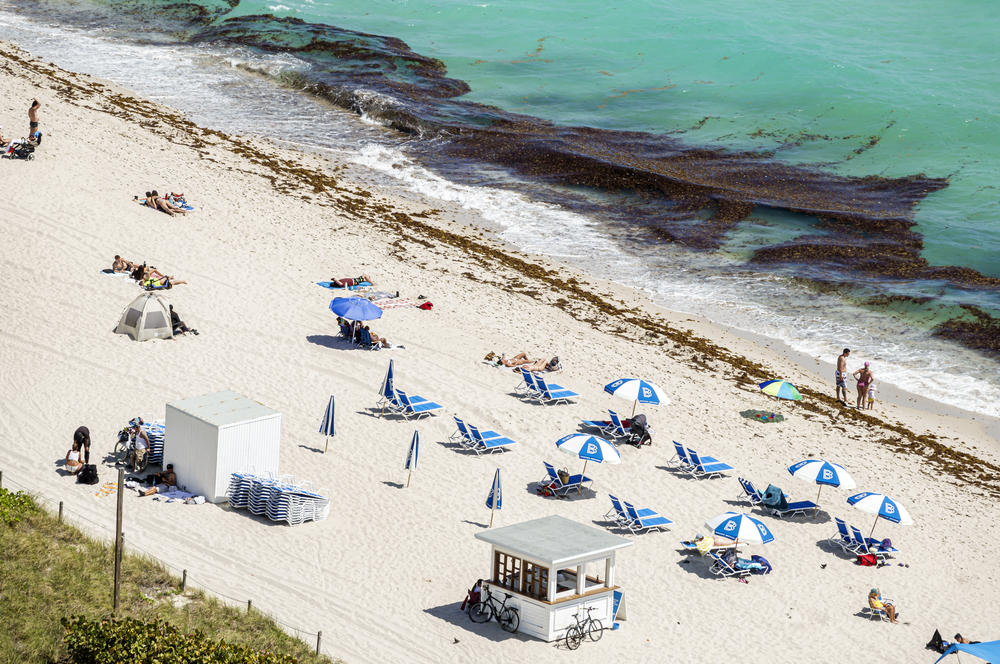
461;519;489;529
815;538;853;558
436;440;478;456
589;518;632;536
383;481;405;489
306;334;353;350
423;602;533;643
527;482;597;500
673;557;719;580
298;444;326;454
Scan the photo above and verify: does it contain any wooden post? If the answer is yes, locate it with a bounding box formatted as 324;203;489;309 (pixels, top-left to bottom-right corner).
180;569;187;592
0;469;4;488
247;599;252;613
113;467;124;614
315;630;322;655
58;501;64;523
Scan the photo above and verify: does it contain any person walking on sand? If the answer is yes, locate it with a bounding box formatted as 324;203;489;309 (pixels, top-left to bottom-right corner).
835;348;851;404
853;362;873;409
28;99;41;138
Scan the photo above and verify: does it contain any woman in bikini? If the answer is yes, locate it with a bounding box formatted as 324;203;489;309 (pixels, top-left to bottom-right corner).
853;362;873;409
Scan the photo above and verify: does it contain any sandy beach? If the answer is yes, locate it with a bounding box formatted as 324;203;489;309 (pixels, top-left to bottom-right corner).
1;40;998;663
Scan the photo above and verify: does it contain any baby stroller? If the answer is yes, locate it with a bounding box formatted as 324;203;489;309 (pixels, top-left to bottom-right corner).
626;414;652;447
3;142;34;160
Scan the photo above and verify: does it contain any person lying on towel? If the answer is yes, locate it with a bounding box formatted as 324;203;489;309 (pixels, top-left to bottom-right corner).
330;274;373;288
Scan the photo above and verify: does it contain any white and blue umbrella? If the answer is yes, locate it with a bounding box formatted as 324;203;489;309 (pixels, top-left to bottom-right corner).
404;430;419;487
556;433;621;486
378;360;395;416
787;459;856;513
847;491;913;540
486;468;502;527
704;512;775;547
319;395;336;453
604;378;669;417
329;296;383;321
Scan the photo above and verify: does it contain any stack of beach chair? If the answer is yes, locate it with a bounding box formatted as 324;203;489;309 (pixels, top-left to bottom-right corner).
142;421;166;466
227;472;330;526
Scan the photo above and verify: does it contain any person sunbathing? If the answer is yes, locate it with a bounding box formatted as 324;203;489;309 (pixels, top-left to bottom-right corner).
868;588;898;623
112;255;137;273
520;356;562;373
64;441;84;475
331;274;373;287
150;190;188;216
141;267;186;288
485;351;536;367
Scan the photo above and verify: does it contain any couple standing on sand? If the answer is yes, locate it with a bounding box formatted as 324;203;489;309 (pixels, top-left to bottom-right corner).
836;348;875;409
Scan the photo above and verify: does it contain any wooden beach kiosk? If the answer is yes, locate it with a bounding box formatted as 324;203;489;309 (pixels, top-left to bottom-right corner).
474;515;632;641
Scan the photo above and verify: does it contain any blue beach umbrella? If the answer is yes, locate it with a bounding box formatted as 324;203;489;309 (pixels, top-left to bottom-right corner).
404;430;419;488
787;458;856;513
758;379;803;401
847;491;913;540
318;395;336;453
604;378;669;417
556;433;621;491
704;512;775;548
486;468;502;527
329;296;382;321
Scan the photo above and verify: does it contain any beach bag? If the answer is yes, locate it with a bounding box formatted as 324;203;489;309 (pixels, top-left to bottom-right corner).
927;629;947;654
418;301;434;310
557;469;570;485
857;553;878;567
750;555;772;574
76;464;99;485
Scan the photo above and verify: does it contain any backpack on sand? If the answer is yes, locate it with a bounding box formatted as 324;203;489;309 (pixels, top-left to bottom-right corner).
76;464;99;485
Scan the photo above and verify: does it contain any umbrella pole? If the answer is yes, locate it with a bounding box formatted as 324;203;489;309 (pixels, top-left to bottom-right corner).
406;469;412;488
868;515;879;543
324;434;330;454
579;460;589;494
814;486;822;517
631;400;637;418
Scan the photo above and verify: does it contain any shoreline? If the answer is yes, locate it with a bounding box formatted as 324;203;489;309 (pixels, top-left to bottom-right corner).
2;37;999;664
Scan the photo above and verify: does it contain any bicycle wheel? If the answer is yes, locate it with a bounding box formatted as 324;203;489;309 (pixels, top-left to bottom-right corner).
587;619;604;642
498;607;519;633
469;602;491;623
565;625;583;650
113;440;129;463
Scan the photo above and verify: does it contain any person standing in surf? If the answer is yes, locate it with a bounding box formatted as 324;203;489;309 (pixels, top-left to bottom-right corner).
835;348;851;404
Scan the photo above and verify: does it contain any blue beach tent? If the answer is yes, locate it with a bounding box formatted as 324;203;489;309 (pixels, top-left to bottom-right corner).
934;640;1000;663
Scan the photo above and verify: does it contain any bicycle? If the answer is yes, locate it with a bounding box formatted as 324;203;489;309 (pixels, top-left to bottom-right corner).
113;424;148;473
564;606;603;650
468;587;519;633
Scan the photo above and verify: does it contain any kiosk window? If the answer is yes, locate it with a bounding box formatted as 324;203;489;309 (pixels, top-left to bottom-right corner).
522;562;549;601
493;551;522;591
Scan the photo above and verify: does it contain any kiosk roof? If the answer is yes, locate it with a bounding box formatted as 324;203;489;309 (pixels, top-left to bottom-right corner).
475;515;632;566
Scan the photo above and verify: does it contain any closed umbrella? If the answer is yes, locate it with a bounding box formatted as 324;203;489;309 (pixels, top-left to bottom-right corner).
704;511;775;550
556;433;621;491
787;459;856;515
404;430;419;488
758;379;802;401
486;468;502;527
847;491;913;541
604;378;669;417
377;360;395;417
329;296;383;321
318;395;336;453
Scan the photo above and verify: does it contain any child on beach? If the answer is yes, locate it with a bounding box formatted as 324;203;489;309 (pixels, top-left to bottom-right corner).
866;383;877;410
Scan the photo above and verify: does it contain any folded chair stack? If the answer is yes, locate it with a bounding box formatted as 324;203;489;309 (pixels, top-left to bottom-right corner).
227;472;330;526
142;421;166;466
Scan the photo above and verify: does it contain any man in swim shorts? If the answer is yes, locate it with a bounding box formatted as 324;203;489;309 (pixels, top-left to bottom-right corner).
835;348;850;404
28;99;40;138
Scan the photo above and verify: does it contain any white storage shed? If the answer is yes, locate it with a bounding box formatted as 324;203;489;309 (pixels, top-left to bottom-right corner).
474;515;633;642
164;391;281;503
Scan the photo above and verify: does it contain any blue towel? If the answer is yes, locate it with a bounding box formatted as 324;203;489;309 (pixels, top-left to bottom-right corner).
316;281;372;290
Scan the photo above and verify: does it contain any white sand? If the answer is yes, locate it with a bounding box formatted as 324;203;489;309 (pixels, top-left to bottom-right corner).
1;42;998;663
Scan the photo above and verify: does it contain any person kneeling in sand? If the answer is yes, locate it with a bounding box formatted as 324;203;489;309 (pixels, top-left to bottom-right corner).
141;463;178;496
64;441;85;475
868;588;898;623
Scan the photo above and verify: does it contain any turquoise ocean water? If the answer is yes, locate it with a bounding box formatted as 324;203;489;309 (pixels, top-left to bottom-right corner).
1;0;998;416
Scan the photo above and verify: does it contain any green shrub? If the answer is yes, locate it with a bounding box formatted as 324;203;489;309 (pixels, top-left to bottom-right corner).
62;615;299;664
0;487;38;526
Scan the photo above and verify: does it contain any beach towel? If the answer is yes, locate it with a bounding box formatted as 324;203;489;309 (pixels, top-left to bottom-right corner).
372;298;417;310
94;482;118;498
739;409;785;423
316;281;372;290
695;536;713;556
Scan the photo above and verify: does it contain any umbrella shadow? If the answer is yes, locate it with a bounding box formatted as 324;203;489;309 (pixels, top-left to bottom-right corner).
305;334;354;350
423;602;533;643
297;444;326;454
526;481;598;501
382;481;405;490
461;519;489;528
673;557;719;580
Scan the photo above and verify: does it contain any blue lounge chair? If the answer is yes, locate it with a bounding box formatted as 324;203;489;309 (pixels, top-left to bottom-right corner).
686;449;733;479
670;440;694;469
736;477;764;507
604;494;631;526
622;501;672;534
358;328;380;350
393;389;442;419
768;498;820;518
708;551;751;578
532;375;578;405
581;409;628;438
830;517;860;554
851;526;898;561
516;368;541;397
467;424;516;455
540;462;592;496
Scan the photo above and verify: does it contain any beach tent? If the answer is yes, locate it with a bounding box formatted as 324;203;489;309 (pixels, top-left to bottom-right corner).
934;640;1000;663
115;293;173;341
